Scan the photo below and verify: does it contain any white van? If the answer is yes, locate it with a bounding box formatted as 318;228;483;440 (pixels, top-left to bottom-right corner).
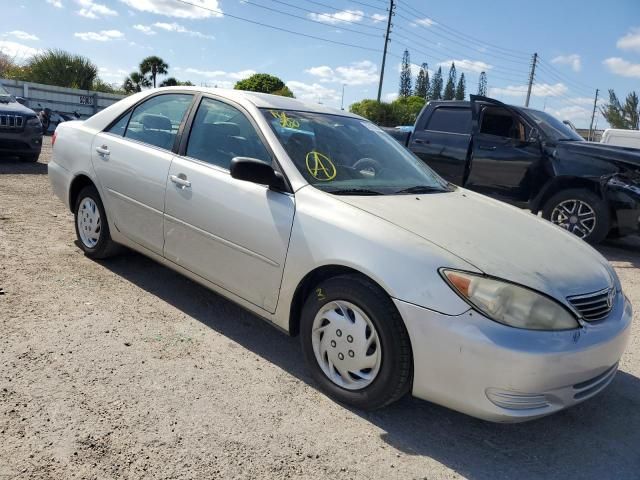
601;128;640;149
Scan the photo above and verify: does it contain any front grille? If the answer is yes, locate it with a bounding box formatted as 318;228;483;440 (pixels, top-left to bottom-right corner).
0;114;24;130
567;288;615;321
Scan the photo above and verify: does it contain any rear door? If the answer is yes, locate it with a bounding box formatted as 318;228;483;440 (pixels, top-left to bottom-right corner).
407;105;471;185
468;95;544;204
91;92;195;254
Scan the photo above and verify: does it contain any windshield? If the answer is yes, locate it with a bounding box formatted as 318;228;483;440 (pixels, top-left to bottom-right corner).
261;109;451;195
526;109;584;142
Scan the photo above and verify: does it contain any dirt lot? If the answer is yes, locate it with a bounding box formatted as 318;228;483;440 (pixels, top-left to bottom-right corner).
1;137;639;480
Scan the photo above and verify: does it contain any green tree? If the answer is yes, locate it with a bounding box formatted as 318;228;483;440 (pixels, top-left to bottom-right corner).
92;78;124;94
399;49;412;97
159;77;194;87
443;62;456;100
349;99;395;126
390;95;426;125
600;90;639;130
414;62;430;99
454;72;466;100
26;49;98;90
477;71;487;96
234;73;294;97
139;56;169;88
123;71;151;94
430;67;443;100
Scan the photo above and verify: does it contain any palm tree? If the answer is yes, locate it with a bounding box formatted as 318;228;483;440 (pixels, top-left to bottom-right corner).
139;56;169;88
26;49;98;90
123;71;151;94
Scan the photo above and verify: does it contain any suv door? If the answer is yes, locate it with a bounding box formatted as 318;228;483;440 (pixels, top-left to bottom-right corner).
407;105;471;185
163;96;295;313
91;93;194;254
468;95;544;204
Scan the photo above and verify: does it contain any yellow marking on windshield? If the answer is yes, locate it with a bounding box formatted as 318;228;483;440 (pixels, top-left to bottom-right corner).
270;110;300;129
305;151;336;181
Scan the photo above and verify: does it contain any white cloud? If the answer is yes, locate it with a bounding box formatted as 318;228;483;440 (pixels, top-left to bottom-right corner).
184;68;256;80
412;17;436;27
550;105;591;124
152;22;214;39
305;60;377;86
74;30;124;41
76;0;118;19
98;66;129;80
616;27;640;52
133;24;156;35
46;0;63;7
383;92;398;102
603;57;640;78
308;9;364;25
4;31;39;41
0;40;40;59
286;81;340;104
119;0;223;19
563;96;593;105
551;54;581;72
489;82;568;98
371;13;386;23
437;59;492;73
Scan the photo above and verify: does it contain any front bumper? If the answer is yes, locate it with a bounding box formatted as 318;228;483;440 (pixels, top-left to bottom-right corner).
395;292;632;423
0;127;43;155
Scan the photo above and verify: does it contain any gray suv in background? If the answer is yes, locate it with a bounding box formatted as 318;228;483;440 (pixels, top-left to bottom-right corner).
0;84;43;162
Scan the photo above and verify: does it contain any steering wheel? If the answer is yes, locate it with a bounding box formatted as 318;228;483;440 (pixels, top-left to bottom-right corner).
353;157;383;178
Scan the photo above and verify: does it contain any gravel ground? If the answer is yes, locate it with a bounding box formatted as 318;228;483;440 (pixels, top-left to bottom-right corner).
1;137;639;480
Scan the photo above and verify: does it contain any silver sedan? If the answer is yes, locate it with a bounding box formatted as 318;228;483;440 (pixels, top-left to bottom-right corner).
48;87;632;422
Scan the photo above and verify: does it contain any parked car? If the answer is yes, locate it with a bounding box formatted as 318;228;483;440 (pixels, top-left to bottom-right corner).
0;83;43;162
48;87;632;422
601;128;640;149
386;96;640;244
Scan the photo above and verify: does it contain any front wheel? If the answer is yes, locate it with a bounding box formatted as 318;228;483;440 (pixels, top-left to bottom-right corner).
74;185;120;259
300;274;412;410
541;188;610;244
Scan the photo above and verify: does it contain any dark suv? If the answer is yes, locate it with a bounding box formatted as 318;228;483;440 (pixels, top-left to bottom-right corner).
0;84;43;162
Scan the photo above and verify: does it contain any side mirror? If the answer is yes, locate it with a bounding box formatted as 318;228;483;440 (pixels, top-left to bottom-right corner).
528;127;541;143
230;157;286;191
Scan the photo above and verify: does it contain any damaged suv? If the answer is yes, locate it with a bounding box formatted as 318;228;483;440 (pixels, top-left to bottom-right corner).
389;96;640;243
0;83;42;162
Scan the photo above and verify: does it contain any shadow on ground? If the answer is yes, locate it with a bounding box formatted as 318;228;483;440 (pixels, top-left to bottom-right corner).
0;156;47;175
100;250;640;480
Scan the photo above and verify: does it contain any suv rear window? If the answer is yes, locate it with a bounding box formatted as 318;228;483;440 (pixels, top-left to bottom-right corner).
425;107;471;134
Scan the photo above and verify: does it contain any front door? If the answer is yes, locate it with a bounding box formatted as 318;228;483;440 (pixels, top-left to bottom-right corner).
468;95;544;204
163;96;295;313
91;93;194;254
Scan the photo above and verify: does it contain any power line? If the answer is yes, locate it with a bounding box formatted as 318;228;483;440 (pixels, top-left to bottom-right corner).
535;60;596;96
281;0;386;31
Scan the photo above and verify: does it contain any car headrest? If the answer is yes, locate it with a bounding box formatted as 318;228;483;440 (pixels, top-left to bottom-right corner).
142;114;172;131
212;122;241;137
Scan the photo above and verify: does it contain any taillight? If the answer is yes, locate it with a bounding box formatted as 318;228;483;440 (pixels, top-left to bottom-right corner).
51;131;57;147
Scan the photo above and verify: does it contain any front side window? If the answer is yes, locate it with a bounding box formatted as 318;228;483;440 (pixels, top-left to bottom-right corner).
123;94;193;150
426;107;471;134
186;97;271;169
262;109;451;195
480;106;529;141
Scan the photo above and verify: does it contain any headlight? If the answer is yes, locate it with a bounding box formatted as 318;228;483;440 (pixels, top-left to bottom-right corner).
26;116;41;127
442;270;579;330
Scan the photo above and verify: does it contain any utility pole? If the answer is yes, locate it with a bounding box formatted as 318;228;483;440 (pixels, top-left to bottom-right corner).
524;52;538;107
341;84;345;110
376;0;395;102
588;88;599;141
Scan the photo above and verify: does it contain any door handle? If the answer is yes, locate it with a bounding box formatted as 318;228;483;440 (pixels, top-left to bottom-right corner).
95;145;110;156
414;139;430;145
170;174;191;188
478;145;496;151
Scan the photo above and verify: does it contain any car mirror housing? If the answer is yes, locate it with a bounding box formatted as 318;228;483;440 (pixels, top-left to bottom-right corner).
230;157;286;191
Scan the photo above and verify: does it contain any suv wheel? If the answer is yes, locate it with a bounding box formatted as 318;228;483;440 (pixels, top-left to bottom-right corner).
300;274;412;410
542;189;610;244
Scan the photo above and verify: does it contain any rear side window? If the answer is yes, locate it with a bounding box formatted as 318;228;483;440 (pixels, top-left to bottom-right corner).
425;107;471;134
123;94;193;150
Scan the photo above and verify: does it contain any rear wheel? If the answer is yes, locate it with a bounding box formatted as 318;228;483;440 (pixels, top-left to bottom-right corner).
74;185;120;259
300;274;412;410
542;188;610;244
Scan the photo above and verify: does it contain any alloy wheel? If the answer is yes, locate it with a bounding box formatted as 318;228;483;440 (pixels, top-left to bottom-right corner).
311;300;382;390
550;199;596;239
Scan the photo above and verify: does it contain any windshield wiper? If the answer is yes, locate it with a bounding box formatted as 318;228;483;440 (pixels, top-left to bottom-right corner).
394;185;446;194
327;188;385;196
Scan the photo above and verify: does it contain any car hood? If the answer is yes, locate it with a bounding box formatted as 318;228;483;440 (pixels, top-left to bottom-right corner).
555;141;640;169
336;188;614;301
0;98;36;115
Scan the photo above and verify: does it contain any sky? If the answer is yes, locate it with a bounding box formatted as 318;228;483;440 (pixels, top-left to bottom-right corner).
2;0;639;128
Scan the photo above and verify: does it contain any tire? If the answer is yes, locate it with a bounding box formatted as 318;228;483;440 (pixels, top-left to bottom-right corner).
20;153;40;162
300;274;412;410
73;185;120;259
541;188;610;244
